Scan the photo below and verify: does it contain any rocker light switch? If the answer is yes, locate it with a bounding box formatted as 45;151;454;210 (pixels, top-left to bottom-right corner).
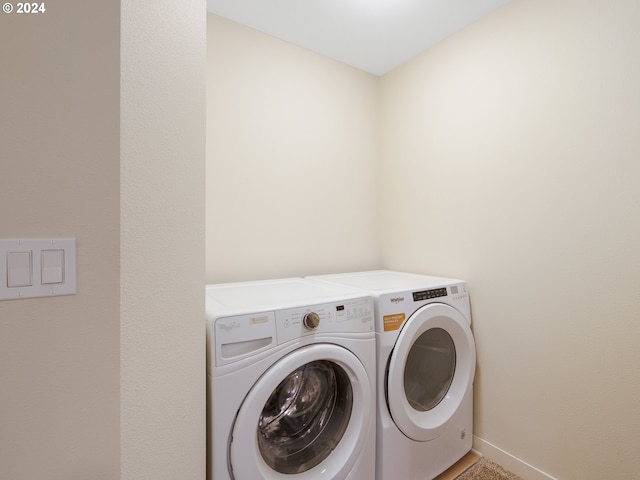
42;249;64;284
7;251;33;287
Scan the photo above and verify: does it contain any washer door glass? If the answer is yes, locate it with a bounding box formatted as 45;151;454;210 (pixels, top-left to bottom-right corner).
257;360;353;474
229;343;372;479
404;327;456;411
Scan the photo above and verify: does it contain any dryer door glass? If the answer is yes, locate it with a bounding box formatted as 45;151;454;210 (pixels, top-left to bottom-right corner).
404;327;456;411
257;360;353;474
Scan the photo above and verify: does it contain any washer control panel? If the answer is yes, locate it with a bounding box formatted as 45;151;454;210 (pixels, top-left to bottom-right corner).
211;296;374;368
276;296;374;344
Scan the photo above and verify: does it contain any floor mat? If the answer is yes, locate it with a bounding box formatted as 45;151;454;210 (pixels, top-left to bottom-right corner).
456;457;523;480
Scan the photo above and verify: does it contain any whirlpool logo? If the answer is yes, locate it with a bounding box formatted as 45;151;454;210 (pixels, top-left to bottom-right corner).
390;297;405;304
218;320;240;332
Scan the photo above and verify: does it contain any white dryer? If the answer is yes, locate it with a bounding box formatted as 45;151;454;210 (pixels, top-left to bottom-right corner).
206;278;376;480
308;271;476;480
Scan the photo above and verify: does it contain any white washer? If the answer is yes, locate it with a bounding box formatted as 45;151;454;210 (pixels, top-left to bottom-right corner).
307;271;476;480
206;278;376;480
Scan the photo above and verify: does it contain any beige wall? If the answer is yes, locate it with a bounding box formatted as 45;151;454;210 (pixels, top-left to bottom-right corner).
1;2;206;480
121;2;206;480
206;15;380;283
0;2;120;479
379;0;640;479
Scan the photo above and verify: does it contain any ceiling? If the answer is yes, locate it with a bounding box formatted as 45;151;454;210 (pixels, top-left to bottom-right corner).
206;0;514;76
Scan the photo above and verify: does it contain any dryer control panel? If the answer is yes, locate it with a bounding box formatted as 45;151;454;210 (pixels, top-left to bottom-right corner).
412;287;448;301
376;282;471;333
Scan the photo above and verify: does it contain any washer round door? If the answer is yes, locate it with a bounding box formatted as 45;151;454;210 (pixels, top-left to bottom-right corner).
230;344;372;479
386;303;475;442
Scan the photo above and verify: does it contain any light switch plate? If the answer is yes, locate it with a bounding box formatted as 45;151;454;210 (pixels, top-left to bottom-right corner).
0;238;76;301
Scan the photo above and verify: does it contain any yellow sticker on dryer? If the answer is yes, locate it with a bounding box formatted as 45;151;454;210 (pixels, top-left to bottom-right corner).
383;313;405;332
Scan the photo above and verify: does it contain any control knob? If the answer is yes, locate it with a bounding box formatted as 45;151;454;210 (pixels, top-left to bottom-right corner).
303;312;320;330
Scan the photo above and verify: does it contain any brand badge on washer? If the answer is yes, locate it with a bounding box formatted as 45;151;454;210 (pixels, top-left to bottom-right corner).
383;313;405;331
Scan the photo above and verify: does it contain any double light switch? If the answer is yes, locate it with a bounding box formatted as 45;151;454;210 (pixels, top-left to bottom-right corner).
1;238;76;301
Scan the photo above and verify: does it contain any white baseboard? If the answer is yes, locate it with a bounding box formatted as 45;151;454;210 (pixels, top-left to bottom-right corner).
472;436;558;480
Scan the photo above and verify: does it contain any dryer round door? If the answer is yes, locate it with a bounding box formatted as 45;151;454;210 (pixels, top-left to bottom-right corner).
386;302;475;442
230;344;372;480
